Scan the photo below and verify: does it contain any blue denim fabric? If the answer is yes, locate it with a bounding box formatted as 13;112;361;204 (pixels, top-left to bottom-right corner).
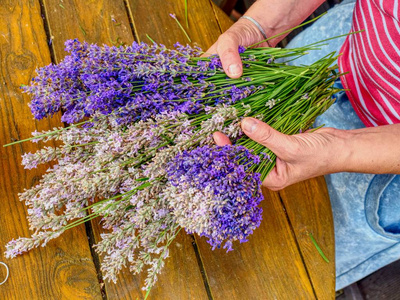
314;84;400;290
285;0;400;290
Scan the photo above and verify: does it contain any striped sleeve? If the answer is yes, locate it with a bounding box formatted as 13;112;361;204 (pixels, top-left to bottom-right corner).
338;0;400;127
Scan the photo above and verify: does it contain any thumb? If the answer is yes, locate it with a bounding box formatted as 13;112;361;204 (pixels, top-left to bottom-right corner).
241;117;294;159
216;32;243;79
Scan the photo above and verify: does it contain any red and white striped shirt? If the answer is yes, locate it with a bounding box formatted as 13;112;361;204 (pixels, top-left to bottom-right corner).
339;0;400;127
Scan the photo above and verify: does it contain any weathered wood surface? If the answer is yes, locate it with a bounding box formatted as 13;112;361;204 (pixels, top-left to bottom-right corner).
0;0;335;299
41;0;210;299
0;1;101;299
279;176;336;300
126;0;223;48
196;187;316;299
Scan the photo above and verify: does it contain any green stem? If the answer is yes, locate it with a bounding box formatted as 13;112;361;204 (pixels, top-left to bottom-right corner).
3;119;92;147
144;226;182;300
171;14;191;43
309;233;330;263
184;0;189;27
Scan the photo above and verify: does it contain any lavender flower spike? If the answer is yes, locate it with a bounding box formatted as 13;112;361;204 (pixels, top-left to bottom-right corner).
166;145;263;251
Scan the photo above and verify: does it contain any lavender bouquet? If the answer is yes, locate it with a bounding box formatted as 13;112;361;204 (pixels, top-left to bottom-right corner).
5;39;341;294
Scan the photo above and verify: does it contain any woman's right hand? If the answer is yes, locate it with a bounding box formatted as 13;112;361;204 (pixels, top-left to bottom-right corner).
205;0;326;78
205;17;271;79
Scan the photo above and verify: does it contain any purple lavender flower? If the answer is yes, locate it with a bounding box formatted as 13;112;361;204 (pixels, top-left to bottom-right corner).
166;145;263;251
23;40;260;125
238;45;246;54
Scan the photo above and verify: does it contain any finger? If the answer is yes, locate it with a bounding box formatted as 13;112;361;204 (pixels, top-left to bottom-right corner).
202;42;218;57
241;117;294;159
212;132;232;146
262;157;290;191
216;32;243;78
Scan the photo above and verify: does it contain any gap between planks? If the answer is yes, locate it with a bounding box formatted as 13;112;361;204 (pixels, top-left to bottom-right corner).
208;0;224;35
191;235;214;300
122;0;139;42
85;222;108;300
39;0;57;65
37;1;110;297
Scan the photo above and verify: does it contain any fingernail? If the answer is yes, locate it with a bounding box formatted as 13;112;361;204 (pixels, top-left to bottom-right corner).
228;64;241;76
242;118;258;133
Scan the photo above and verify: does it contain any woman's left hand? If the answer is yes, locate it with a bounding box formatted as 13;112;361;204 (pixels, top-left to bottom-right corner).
213;117;349;190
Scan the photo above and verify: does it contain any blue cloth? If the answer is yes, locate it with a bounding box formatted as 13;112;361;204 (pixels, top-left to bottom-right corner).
286;0;400;290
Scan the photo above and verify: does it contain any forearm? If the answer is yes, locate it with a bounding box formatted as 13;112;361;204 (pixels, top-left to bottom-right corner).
244;0;326;46
337;124;400;174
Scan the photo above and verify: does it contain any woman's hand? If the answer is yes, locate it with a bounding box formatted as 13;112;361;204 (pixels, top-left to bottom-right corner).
214;117;349;190
214;118;400;190
204;0;326;78
204;18;271;79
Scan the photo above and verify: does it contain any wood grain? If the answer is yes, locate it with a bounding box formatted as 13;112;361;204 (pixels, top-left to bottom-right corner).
208;0;235;34
0;1;336;299
196;187;316;299
95;230;210;300
41;0;210;299
126;0;223;49
279;176;335;299
42;0;133;62
0;1;101;299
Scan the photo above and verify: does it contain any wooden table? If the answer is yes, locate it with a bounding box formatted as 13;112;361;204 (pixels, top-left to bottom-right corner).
0;1;335;299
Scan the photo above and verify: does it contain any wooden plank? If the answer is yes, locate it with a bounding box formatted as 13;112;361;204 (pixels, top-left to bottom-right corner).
279;176;336;299
41;0;210;299
209;0;235;34
42;0;133;61
0;2;102;299
125;2;239;297
195;187;316;299
99;231;210;300
200;5;335;297
217;0;238;15
126;0;223;49
128;1;333;299
336;283;365;300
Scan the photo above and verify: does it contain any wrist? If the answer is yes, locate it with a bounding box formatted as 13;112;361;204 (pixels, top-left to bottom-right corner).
330;128;354;173
240;16;271;46
334;124;400;174
315;127;353;175
245;0;326;46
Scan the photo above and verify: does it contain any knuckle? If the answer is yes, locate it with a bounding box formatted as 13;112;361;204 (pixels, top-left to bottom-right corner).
277;136;299;161
218;47;237;59
217;32;238;50
222;30;240;42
